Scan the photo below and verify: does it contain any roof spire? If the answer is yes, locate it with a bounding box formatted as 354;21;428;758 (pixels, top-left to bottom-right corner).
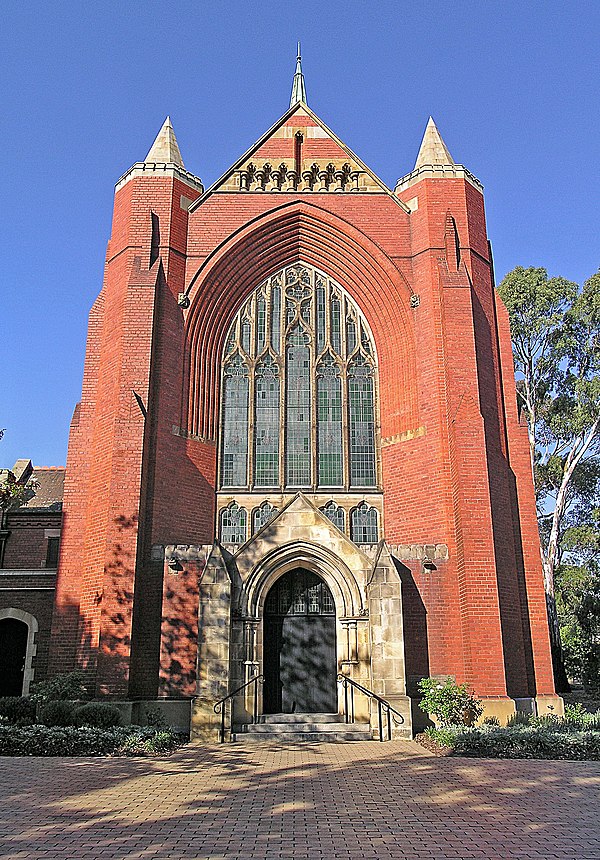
290;41;307;107
144;116;185;167
414;117;455;169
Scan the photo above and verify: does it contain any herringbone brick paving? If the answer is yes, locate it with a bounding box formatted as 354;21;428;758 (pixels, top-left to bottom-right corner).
0;741;599;859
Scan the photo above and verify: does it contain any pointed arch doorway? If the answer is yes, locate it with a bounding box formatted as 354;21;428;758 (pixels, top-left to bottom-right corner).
263;569;337;714
0;618;28;696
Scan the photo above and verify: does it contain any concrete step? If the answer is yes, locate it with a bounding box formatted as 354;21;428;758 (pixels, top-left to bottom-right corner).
240;721;371;734
232;713;374;742
258;712;342;724
231;729;373;743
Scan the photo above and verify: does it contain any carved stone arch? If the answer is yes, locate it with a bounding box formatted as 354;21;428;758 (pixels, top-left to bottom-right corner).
0;607;38;695
241;540;365;620
183;200;418;440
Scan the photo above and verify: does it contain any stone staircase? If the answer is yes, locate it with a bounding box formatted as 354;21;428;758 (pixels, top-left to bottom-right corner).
232;712;373;742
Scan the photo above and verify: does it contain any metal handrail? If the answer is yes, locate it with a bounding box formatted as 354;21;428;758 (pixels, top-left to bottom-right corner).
337;673;404;742
213;673;264;743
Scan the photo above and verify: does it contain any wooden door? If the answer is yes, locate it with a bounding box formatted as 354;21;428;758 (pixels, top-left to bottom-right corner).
263;569;336;714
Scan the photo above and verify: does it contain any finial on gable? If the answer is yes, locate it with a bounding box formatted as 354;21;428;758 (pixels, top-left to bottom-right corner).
290;42;307;107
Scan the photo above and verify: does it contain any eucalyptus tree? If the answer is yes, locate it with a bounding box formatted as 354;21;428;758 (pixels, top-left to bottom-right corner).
498;268;600;689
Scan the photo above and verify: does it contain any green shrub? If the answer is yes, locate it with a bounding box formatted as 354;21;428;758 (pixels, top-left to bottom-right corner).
423;724;600;760
38;700;77;727
0;697;36;725
31;671;90;703
564;702;587;721
0;724;184;757
119;729;180;756
74;702;122;729
417;677;484;727
507;710;532;727
482;715;500;727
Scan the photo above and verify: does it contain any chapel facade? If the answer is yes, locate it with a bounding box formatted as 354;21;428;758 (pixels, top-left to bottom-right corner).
42;56;561;736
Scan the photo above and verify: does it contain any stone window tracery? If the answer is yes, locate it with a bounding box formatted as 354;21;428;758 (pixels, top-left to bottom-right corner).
320;501;345;532
219;263;379;491
220;502;247;544
252;501;279;535
350;502;378;543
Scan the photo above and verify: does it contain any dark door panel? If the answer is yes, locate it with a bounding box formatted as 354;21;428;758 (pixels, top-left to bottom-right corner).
0;619;28;697
263;569;336;714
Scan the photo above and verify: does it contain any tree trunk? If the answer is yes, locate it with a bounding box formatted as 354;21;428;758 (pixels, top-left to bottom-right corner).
545;588;571;693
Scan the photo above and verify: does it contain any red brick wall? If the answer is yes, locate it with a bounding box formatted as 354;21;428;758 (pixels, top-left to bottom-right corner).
0;580;56;684
52;155;556;702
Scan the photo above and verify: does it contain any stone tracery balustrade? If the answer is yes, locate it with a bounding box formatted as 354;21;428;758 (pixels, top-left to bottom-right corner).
238;161;364;193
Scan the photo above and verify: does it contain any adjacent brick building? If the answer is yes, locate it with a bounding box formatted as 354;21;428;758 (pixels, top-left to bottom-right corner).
0;462;64;695
3;59;561;734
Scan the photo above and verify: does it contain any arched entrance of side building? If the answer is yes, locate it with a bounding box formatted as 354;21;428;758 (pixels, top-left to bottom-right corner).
263;568;337;714
0;609;38;696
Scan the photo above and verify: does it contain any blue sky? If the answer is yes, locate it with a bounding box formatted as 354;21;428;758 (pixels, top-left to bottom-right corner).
1;0;599;468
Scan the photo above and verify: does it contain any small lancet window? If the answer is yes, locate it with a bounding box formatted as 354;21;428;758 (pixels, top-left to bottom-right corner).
317;354;343;486
252;501;279;534
320;501;345;532
256;293;266;354
351;502;378;544
241;318;251;354
271;285;281;353
286;325;312;487
220;502;247;544
221;355;249;487
330;295;342;355
348;355;376;487
254;356;280;487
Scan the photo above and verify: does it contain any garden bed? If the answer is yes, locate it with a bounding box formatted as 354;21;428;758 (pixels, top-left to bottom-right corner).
416;723;600;760
0;724;186;757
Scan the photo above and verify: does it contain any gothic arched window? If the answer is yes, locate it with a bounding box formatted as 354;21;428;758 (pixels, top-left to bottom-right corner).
221;355;249;487
220;502;247;544
252;501;279;535
320;501;345;532
220;263;378;491
350;502;378;544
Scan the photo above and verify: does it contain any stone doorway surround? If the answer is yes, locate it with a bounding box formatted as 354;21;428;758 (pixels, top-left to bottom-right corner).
191;493;412;740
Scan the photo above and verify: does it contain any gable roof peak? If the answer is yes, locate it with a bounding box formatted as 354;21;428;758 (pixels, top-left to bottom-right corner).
414;116;455;169
290;41;307;107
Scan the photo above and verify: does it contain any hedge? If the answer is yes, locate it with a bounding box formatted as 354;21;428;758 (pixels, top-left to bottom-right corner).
0;725;183;757
421;724;600;760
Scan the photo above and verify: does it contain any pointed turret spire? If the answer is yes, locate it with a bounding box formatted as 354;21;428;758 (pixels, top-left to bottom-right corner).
290;42;307;107
145;116;185;167
414;117;454;169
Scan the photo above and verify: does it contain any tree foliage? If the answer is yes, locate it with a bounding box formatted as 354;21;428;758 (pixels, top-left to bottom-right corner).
0;429;36;513
498;268;600;691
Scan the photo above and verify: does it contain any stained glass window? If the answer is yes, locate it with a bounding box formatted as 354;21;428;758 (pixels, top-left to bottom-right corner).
256;293;266;354
320;501;345;532
252;501;279;534
316;281;326;353
350;502;378;543
221;355;249;487
348;357;376;487
219;263;379;491
241;318;251;354
286;325;311;486
317;355;343;486
254;357;280;486
220;502;247;544
271;285;281;353
330;295;342;355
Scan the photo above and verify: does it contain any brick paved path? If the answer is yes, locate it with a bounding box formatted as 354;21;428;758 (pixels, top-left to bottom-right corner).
1;741;599;859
